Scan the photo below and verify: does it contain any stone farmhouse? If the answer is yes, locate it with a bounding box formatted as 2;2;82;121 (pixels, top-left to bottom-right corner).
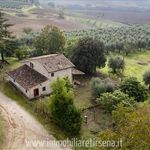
8;54;84;99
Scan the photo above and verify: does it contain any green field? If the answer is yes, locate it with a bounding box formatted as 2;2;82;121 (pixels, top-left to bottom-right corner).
100;50;150;82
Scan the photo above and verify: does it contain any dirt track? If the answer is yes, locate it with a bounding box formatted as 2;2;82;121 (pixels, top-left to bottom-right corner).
0;92;70;150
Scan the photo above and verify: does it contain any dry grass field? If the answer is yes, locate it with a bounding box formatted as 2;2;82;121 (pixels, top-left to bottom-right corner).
2;7;91;36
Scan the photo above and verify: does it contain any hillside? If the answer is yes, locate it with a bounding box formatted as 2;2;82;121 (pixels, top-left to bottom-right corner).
0;0;39;9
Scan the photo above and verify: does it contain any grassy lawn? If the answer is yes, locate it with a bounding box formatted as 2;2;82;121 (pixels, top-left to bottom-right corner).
100;50;150;82
0;116;6;149
74;79;93;109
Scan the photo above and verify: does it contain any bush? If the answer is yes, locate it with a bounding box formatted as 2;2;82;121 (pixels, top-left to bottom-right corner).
99;105;150;149
91;78;116;99
15;45;28;60
108;56;125;74
120;77;148;102
50;78;82;135
143;70;150;90
97;90;135;113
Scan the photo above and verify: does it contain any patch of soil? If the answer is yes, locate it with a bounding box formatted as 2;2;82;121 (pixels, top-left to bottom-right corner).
137;62;148;66
6;14;91;37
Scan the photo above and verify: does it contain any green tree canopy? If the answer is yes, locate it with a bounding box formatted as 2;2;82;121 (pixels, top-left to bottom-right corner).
120;77;148;102
72;37;106;74
34;26;66;55
91;77;115;99
108;56;125;74
99;104;150;150
97;90;135;113
50;78;82;135
0;12;14;62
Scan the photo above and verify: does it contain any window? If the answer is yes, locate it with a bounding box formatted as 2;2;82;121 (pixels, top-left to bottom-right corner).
30;62;34;68
42;87;46;91
51;72;54;77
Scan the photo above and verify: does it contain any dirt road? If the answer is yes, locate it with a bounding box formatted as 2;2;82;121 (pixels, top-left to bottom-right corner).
0;92;70;150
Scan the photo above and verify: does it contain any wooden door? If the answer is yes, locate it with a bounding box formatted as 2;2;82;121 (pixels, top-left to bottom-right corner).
34;88;39;97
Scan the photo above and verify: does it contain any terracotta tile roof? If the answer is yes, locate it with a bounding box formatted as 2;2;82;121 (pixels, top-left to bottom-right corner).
26;54;75;73
8;64;48;90
72;68;85;75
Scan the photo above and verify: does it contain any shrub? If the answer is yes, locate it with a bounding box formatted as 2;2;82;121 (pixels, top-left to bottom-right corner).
91;78;116;99
99;105;150;149
50;78;82;135
23;27;32;35
97;90;135;113
120;77;148;102
15;45;28;60
108;56;125;73
143;70;150;90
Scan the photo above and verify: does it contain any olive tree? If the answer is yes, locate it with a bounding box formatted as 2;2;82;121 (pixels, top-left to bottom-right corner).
108;56;125;73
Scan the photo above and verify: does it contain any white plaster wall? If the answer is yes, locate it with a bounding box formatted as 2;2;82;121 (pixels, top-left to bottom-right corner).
8;76;51;99
48;68;73;85
29;81;51;99
23;60;73;83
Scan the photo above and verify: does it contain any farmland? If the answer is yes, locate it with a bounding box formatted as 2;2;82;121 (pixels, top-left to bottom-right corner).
1;7;91;36
66;25;150;47
0;0;149;36
100;50;150;82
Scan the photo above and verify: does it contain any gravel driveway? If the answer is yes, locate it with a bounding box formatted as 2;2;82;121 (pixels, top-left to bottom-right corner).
0;92;70;150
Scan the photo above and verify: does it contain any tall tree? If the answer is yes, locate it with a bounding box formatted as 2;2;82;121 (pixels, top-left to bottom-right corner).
34;26;66;55
72;37;106;75
50;78;82;135
0;12;13;62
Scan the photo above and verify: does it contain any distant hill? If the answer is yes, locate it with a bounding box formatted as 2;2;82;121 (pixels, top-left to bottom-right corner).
39;0;150;9
0;0;39;9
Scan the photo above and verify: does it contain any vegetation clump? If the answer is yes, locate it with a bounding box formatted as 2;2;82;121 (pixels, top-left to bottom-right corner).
91;78;116;99
120;77;148;102
97;90;135;113
99;104;150;150
50;78;82;135
34;25;66;55
143;70;150;90
108;56;125;74
72;37;106;75
0;12;15;62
